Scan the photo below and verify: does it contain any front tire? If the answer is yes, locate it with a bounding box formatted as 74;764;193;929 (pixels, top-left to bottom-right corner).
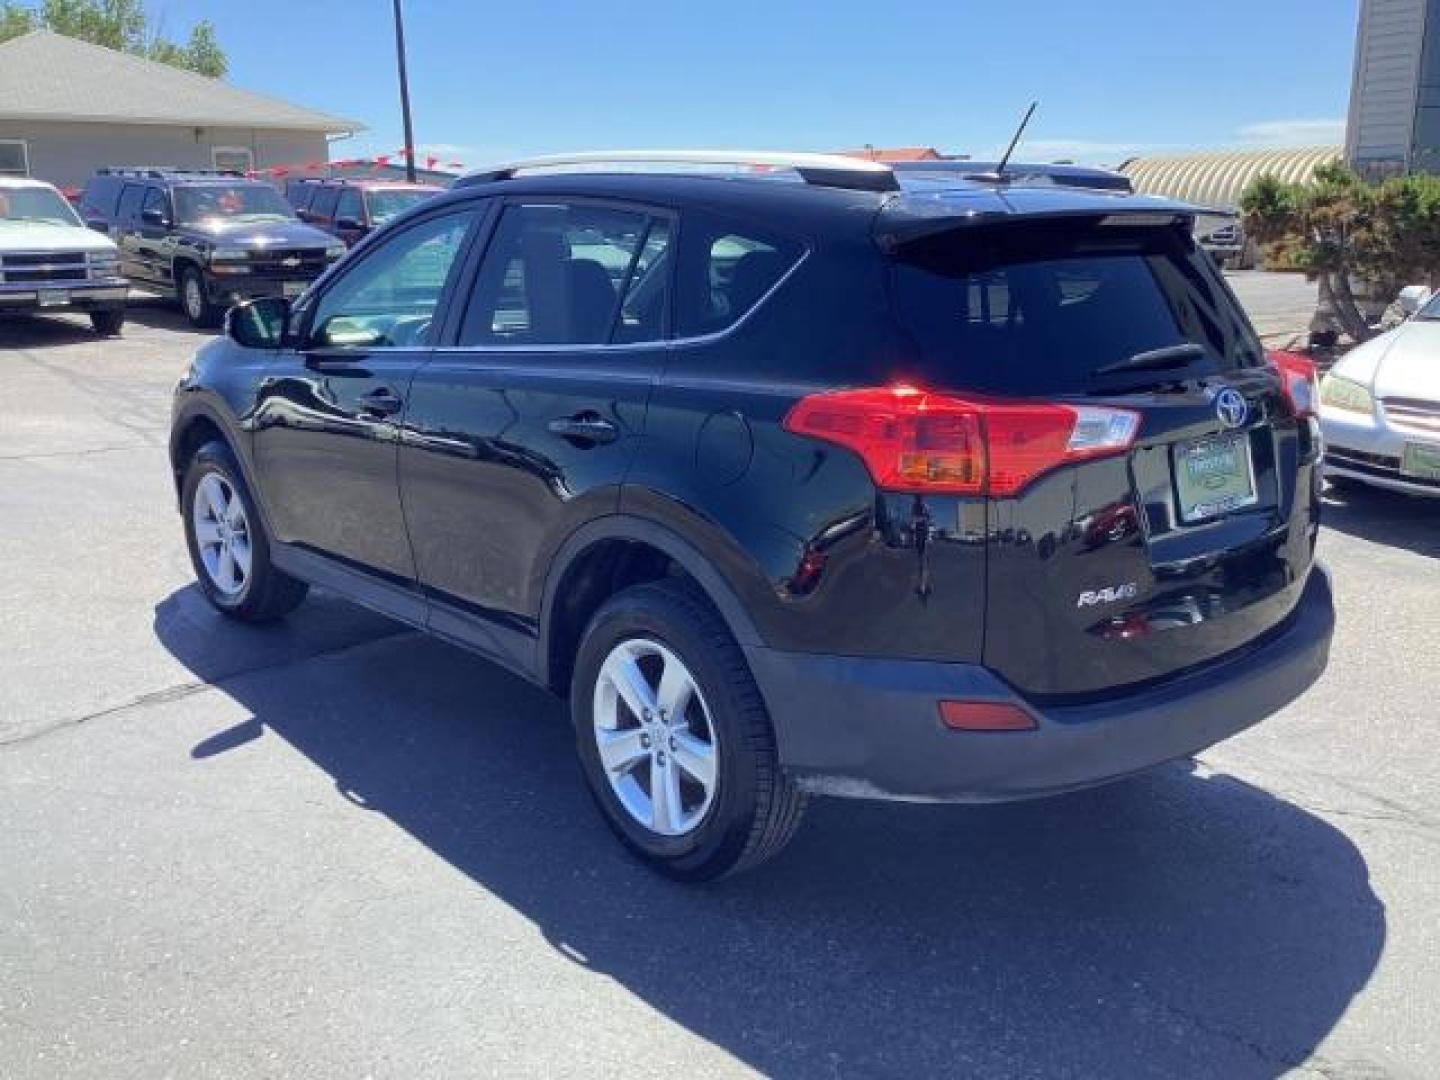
179;265;219;329
181;440;308;621
572;580;805;881
90;308;125;336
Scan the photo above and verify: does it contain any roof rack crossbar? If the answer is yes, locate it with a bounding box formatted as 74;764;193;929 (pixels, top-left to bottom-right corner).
460;150;900;193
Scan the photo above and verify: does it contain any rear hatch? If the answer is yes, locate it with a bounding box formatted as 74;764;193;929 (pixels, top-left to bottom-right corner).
887;209;1321;698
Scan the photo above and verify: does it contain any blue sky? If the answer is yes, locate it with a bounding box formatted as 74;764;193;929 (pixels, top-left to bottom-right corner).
169;0;1360;168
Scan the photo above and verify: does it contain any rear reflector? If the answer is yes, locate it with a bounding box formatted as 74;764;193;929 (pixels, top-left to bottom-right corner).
939;701;1038;731
783;386;1140;496
1268;351;1318;419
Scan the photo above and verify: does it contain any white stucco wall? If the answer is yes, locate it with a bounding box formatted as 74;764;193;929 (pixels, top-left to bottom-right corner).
0;120;339;187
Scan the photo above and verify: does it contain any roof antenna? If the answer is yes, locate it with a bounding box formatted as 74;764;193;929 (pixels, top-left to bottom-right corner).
978;101;1038;184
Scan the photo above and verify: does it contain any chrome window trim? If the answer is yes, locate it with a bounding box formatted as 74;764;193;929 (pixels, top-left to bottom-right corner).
427;247;809;356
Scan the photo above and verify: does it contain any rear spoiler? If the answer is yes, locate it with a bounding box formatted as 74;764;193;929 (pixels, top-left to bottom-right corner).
874;199;1199;251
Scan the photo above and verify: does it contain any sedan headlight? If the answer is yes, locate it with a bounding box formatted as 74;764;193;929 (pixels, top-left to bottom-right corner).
1320;375;1375;415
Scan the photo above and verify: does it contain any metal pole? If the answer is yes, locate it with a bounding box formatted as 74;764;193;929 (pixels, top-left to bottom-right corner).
392;0;417;183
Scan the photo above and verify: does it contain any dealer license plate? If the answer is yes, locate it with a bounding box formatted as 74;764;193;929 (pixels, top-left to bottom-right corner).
1175;432;1258;522
1402;441;1440;480
37;289;69;308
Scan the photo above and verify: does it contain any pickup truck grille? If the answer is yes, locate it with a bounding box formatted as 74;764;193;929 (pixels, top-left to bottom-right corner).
1382;397;1440;437
247;249;329;276
0;251;89;284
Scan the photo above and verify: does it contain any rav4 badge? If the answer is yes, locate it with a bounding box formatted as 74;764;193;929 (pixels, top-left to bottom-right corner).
1077;583;1139;608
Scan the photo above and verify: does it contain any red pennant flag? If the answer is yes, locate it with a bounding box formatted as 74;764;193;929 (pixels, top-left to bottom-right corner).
425;156;438;170
375;155;391;167
271;166;290;177
303;161;322;172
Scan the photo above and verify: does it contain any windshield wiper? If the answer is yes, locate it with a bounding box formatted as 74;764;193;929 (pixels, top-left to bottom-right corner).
1093;343;1209;377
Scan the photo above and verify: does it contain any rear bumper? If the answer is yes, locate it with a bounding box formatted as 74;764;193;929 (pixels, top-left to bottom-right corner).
746;566;1334;803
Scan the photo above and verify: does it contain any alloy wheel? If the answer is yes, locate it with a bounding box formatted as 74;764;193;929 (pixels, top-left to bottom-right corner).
192;472;252;597
592;638;719;837
184;276;206;322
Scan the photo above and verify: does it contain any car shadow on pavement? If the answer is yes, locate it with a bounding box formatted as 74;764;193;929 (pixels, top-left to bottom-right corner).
155;586;1384;1078
1322;484;1440;559
0;312;108;347
121;297;215;335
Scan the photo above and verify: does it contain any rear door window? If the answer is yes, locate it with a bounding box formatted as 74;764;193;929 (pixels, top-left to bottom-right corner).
310;186;340;220
674;211;803;337
115;183;146;224
336;188;364;223
82;176;123;217
890;221;1263;396
457;202;671;347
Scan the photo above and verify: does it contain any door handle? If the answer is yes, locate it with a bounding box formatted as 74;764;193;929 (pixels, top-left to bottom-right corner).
547;415;619;445
359;387;404;417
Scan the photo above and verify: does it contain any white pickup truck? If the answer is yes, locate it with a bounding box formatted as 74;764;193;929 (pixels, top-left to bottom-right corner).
0;176;128;335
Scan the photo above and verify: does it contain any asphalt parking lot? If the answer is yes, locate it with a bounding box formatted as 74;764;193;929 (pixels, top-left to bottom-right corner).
2;281;1437;1079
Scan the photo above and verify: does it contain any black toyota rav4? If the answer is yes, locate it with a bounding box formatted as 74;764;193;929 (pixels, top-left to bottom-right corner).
169;152;1334;880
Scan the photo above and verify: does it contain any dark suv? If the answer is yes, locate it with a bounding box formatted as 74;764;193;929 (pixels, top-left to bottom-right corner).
80;168;346;328
168;152;1334;880
286;178;440;246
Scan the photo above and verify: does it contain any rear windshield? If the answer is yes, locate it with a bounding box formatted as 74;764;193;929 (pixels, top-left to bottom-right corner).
890;220;1263;396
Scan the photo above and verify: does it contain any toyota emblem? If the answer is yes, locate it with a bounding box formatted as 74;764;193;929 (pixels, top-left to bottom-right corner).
1215;388;1249;429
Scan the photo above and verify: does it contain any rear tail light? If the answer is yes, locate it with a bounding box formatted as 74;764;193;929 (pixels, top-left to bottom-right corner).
1268;351;1318;418
783;386;1140;497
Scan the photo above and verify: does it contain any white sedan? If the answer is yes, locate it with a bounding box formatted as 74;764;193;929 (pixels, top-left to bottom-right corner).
1321;288;1440;497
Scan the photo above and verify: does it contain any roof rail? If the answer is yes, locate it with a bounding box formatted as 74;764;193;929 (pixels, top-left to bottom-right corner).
97;167;245;179
459;150;900;193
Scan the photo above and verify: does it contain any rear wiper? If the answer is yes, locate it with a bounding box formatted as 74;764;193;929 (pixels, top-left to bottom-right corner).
1093;344;1208;377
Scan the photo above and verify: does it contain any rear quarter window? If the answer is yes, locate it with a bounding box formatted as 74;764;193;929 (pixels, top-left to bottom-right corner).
82;176;123;217
674;210;804;337
890;220;1263;396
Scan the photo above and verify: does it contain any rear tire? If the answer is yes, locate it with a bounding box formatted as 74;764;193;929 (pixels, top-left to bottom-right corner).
179;265;219;329
89;309;125;336
572;579;805;881
181;440;308;621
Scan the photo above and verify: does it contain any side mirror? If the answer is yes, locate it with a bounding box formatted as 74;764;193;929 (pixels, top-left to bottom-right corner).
141;207;170;228
334;216;364;232
1398;285;1433;317
226;296;290;349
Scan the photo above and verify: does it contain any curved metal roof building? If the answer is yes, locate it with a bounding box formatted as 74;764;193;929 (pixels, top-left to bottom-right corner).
1119;147;1342;211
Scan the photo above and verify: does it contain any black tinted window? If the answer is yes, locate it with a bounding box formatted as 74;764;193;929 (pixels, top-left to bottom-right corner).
82;175;123;216
141;187;168;216
310;186;340;218
115;183;146;223
458;203;670;346
674;212;803;337
287;183;316;211
336;188;364;221
891;221;1263;396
